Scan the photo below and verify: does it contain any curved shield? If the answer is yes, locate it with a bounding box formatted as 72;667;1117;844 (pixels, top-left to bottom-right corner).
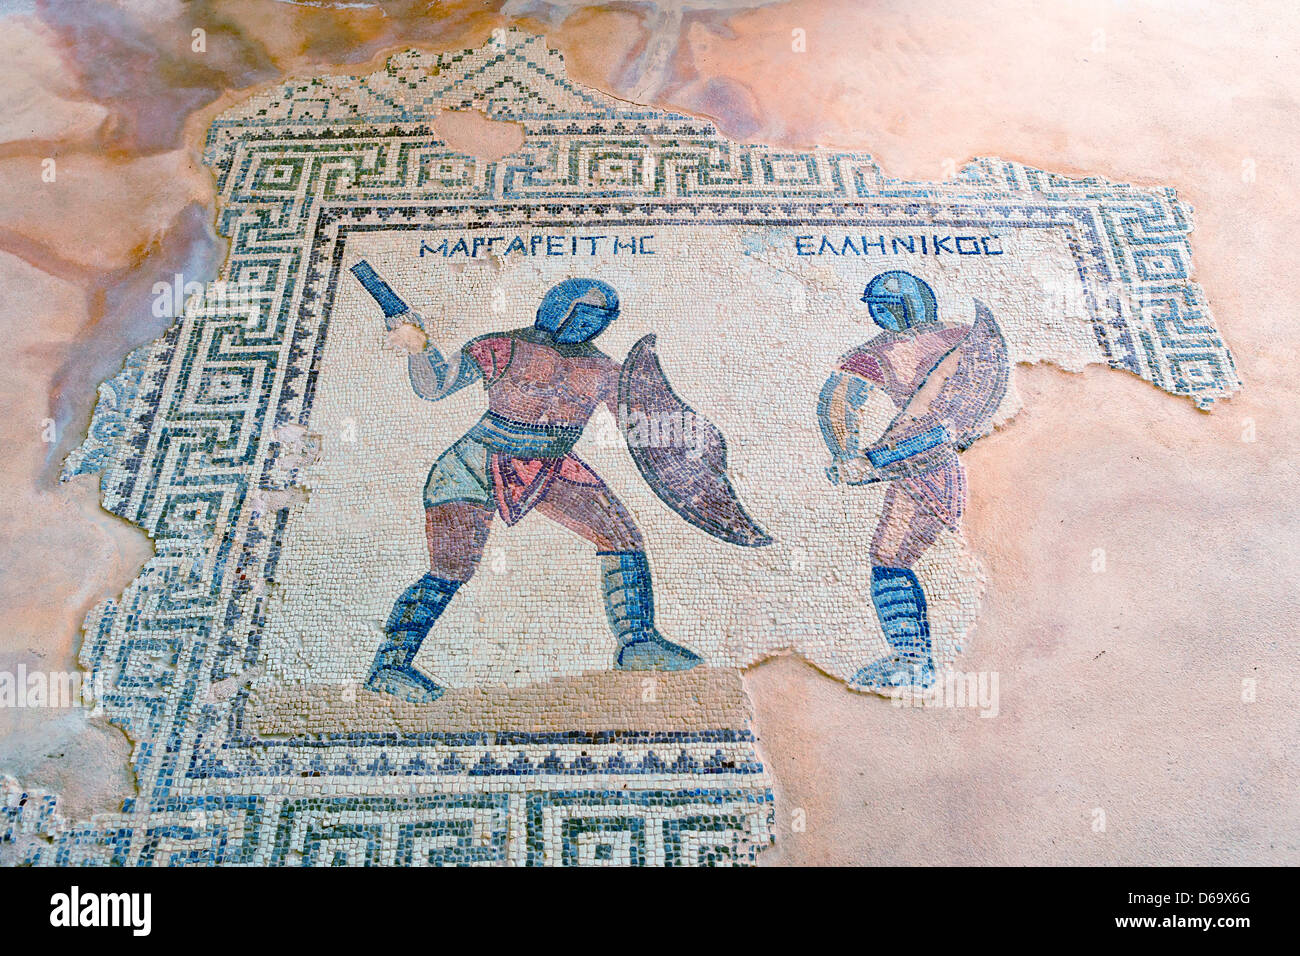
927;298;1011;450
865;298;1011;482
618;335;772;547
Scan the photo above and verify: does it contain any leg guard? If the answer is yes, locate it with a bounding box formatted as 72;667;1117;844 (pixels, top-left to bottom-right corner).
600;551;701;671
851;566;936;689
365;573;460;703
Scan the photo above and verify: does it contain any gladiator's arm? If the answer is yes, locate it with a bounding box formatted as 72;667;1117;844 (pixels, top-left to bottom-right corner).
832;424;952;485
407;343;482;402
822;362;899;485
349;259;484;402
828;456;884;486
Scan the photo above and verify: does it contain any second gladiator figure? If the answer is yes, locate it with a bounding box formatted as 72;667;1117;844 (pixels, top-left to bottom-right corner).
819;270;1010;691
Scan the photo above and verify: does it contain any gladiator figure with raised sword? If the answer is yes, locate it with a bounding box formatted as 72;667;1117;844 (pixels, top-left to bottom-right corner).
350;261;771;703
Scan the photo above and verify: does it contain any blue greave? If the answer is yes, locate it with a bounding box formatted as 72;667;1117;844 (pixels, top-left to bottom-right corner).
599;550;654;639
599;550;701;671
378;573;462;665
871;566;932;662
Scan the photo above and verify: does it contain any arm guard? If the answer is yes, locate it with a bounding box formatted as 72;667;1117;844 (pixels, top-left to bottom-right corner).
408;347;481;402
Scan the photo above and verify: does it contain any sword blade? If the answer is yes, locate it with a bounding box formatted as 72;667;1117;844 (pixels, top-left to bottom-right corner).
350;259;411;330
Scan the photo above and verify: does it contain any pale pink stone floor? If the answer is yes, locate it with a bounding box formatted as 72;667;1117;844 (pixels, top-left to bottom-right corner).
0;0;1296;863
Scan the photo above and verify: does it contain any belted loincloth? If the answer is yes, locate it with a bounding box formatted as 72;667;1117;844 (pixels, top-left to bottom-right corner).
422;412;601;524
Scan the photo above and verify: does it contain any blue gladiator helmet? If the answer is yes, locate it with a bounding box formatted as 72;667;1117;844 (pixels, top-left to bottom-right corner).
534;278;620;343
861;271;938;331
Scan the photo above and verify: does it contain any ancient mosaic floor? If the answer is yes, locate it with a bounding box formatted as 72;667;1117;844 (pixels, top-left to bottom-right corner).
2;28;1243;866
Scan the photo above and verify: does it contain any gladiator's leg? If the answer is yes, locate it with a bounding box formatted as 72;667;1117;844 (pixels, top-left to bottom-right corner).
536;468;701;671
425;501;495;581
852;483;951;690
366;499;494;704
868;480;948;569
